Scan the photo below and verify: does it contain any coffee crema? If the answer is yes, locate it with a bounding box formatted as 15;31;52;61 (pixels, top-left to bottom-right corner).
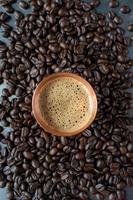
39;77;91;132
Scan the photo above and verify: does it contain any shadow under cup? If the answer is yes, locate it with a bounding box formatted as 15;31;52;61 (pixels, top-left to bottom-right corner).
32;72;97;136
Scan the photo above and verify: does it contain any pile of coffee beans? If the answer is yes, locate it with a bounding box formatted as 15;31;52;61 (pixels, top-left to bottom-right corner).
0;0;133;200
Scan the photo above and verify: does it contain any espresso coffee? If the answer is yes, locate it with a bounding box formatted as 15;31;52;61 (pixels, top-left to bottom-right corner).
39;77;90;132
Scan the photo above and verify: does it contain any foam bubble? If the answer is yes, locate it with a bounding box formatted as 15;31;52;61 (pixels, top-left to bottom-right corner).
39;77;90;132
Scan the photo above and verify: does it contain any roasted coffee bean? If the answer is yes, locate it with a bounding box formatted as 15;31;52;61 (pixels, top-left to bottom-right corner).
14;10;24;20
94;36;104;43
82;129;92;137
90;0;100;8
0;180;6;188
96;159;105;168
107;10;116;19
1;30;10;38
21;127;29;137
23;152;34;160
18;0;29;9
79;191;88;199
117;190;125;199
43;180;55;195
0;12;10;22
30;68;39;78
116;182;125;190
2;88;10;97
95;184;105;192
75;152;84;160
95;193;104;200
90;186;97;194
32;159;40;168
120;5;131;14
114;16;123;24
49;147;58;156
0;43;7;52
126;176;133;186
24;95;32;104
0;0;15;5
3;4;14;13
112;135;122;143
1;119;10;127
109;0;119;8
109;193;117;200
15;87;23;97
128;24;133;32
127;143;133;151
37;138;45;148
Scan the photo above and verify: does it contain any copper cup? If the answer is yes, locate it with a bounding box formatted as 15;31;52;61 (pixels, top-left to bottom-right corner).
32;72;97;136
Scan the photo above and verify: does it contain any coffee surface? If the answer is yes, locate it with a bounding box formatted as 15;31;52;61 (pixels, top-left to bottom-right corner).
39;77;90;132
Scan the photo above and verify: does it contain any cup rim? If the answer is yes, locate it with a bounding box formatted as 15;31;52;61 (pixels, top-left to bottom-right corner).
32;72;97;136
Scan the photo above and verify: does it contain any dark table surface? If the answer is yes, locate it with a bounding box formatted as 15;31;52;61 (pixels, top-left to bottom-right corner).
0;0;133;199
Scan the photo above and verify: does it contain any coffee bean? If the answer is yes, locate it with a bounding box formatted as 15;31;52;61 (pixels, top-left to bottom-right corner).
14;10;24;20
43;180;54;194
127;167;133;176
1;30;10;38
96;159;105;168
107;10;116;20
0;43;7;52
3;4;14;13
109;0;119;8
127;143;133;152
126;176;133;186
95;193;104;200
32;159;40;168
117;190;125;199
2;88;10;97
79;191;88;199
95;184;105;192
21;127;29;137
49;44;61;53
94;36;104;43
15;87;23;97
117;182;125;190
1;119;10;127
30;68;38;78
36;166;44;174
82;129;92;137
23;151;34;160
90;0;100;8
0;12;10;22
37;138;45;148
109;193;117;200
120;5;131;14
49;147;58;156
0;180;6;188
0;0;15;5
75;152;84;160
24;95;32;104
114;16;123;24
60;42;68;49
128;24;133;32
112;135;122;143
90;186;97;194
18;1;29;9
